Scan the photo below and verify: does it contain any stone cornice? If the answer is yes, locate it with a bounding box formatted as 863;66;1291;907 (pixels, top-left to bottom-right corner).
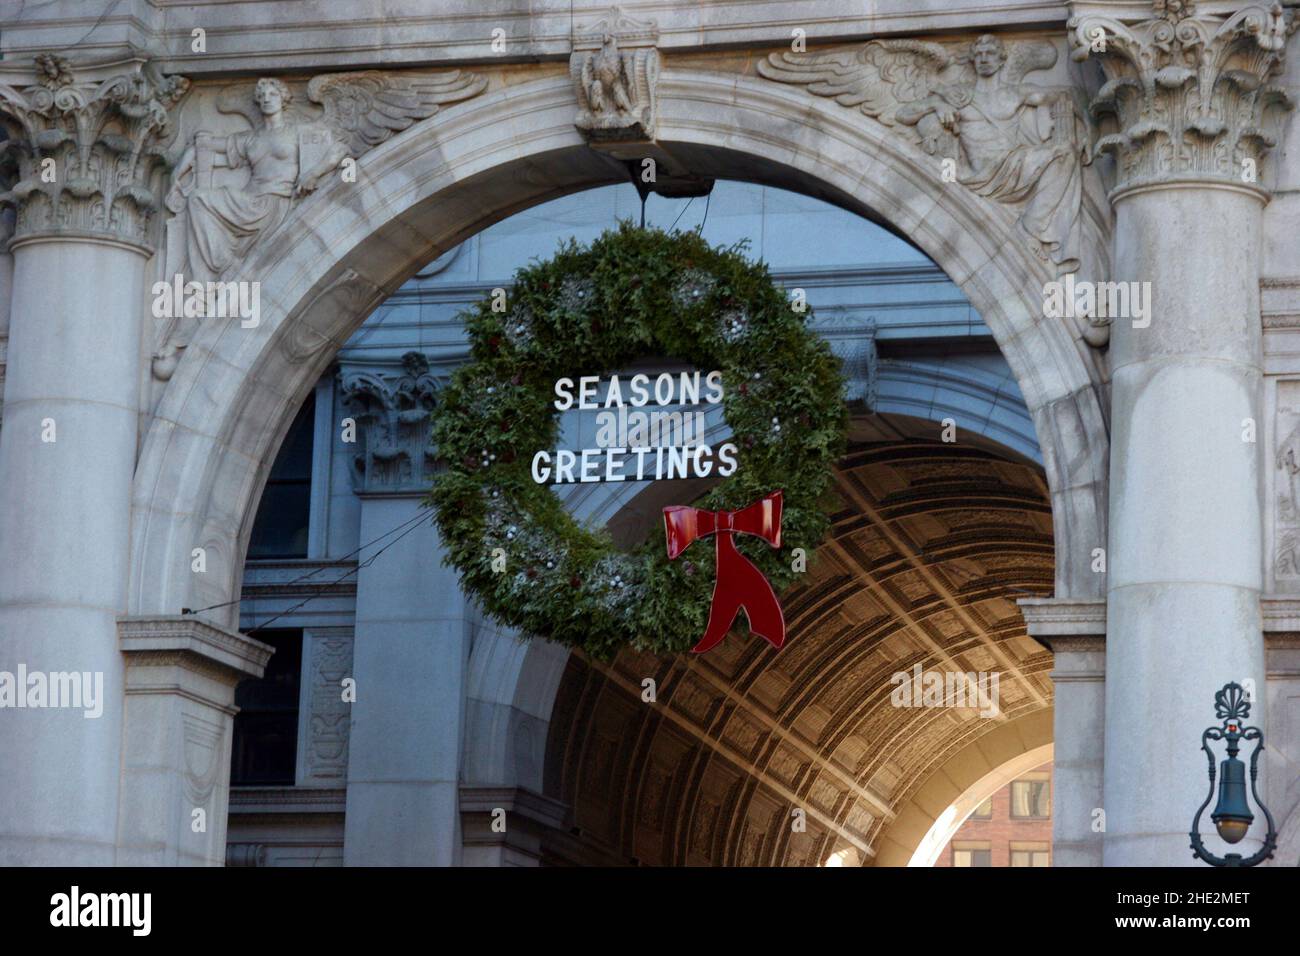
1018;596;1108;638
0;3;1074;75
1020;595;1300;640
119;615;274;684
1068;1;1296;197
459;785;571;831
0;54;188;251
229;786;347;815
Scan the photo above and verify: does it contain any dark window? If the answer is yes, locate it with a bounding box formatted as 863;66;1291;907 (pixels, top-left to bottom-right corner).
247;395;315;559
952;848;992;867
230;629;302;786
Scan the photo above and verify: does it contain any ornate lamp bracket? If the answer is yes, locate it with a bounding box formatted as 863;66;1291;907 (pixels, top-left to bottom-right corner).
1188;682;1278;867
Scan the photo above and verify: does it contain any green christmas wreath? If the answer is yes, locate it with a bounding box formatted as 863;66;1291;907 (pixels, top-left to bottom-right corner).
428;223;846;658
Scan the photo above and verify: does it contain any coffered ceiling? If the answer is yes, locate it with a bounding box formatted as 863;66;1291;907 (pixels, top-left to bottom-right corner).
542;415;1055;866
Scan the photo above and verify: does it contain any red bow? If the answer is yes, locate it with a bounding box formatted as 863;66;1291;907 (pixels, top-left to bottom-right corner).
663;491;786;654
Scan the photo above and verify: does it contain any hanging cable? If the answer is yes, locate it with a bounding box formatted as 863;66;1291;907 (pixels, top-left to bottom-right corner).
182;505;434;617
244;510;435;636
669;196;695;233
695;191;712;235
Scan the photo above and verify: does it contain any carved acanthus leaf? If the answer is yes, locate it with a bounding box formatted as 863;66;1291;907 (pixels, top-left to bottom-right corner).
0;55;189;249
338;352;440;495
1068;0;1296;193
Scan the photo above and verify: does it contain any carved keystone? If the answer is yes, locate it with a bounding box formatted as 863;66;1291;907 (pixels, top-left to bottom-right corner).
570;6;660;146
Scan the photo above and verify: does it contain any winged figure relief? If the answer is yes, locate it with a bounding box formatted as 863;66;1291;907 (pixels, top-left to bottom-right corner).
759;35;1091;274
154;70;484;378
165;70;485;283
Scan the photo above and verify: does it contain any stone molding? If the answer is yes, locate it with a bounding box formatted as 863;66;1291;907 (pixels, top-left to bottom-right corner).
119;614;273;694
460;786;571;839
1018;596;1108;638
0;54;189;251
570;6;660;144
225;843;268;867
1021;596;1300;638
228;786;347;814
1068;0;1296;197
337;351;440;495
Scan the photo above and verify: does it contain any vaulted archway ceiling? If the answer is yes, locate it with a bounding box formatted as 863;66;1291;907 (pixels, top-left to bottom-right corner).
542;415;1055;866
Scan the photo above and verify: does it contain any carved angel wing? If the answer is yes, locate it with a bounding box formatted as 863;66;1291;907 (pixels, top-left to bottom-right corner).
1002;39;1059;87
758;40;959;127
308;70;487;156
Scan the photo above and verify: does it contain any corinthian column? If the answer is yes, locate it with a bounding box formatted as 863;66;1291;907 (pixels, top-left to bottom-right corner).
0;54;187;863
336;355;472;865
1069;1;1294;865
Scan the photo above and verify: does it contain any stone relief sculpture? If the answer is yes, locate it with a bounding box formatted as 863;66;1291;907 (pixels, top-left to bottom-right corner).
0;53;189;248
153;69;485;378
338;351;440;495
759;35;1092;275
1275;410;1300;581
1068;1;1295;191
570;7;659;141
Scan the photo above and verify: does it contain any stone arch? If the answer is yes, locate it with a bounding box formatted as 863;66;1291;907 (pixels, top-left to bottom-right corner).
903;740;1054;867
130;67;1109;628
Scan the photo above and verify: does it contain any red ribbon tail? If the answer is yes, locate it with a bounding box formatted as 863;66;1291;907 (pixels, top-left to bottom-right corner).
691;594;740;654
690;532;786;653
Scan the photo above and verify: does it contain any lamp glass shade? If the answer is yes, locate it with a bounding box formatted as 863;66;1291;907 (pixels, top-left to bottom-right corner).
1211;757;1254;844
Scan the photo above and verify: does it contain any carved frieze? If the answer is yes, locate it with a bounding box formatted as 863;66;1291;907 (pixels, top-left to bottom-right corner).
760;35;1093;275
1275;379;1300;585
0;54;189;250
163;69;485;286
570;7;660;142
1068;1;1295;194
338;351;440;495
301;630;354;785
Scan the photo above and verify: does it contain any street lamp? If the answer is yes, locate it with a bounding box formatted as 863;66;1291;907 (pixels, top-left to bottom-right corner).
1189;683;1277;867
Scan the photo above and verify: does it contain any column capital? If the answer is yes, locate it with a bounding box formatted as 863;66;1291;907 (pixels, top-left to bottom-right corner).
0;54;189;252
337;351;441;496
1068;1;1296;197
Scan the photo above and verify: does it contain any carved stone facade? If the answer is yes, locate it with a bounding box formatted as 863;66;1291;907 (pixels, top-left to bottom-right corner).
760;35;1094;275
338;352;440;496
163;69;484;284
571;8;660;143
3;0;1300;871
299;629;354;786
0;55;188;250
1069;1;1295;195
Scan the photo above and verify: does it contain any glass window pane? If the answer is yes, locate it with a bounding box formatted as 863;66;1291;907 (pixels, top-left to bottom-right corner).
1011;780;1051;818
230;630;303;786
247;396;315;559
